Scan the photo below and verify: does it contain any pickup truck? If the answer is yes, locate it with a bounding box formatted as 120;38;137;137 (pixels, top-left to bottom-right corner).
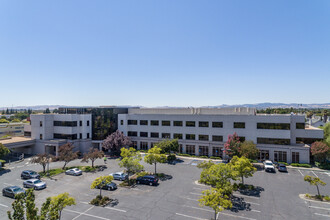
264;160;276;172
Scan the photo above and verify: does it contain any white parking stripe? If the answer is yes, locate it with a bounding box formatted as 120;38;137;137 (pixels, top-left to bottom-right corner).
315;213;330;218
180;196;197;201
247;202;260;206
72;206;94;220
3;183;13;186
190;192;203;196
251;209;261;213
298;169;304;177
311;171;319;178
193;187;207;191
219;212;257;220
176;213;207;220
104;206;127;213
64;208;111;220
0;203;9;208
233;194;260;200
183;205;212;213
309;206;330;211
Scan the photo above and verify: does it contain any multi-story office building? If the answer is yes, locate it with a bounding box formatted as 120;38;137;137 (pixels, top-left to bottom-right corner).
0;122;25;138
118;107;324;164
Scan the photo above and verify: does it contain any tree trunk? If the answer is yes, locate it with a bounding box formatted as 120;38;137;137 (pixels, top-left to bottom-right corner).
59;210;62;220
42;164;46;173
62;162;67;170
242;175;244;185
155;163;157;174
92;160;94;168
100;188;102;197
316;185;320;197
214;210;217;220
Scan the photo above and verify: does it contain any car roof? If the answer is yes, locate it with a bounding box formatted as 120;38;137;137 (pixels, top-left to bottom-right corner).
265;160;273;163
5;186;20;190
27;178;39;181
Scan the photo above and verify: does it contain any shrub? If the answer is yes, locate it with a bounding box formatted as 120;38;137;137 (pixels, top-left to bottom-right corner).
155;173;165;178
248;159;258;163
210;156;221;160
247;185;255;190
233;183;239;191
90;195;110;206
0;159;6;167
324;195;330;201
90;198;100;206
278;161;288;166
167;154;176;162
316;162;330;170
305;193;312;199
177;153;191;157
136;171;150;178
199;156;208;159
290;163;312;168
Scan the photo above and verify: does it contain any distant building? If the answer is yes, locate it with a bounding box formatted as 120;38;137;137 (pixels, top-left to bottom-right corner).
0;122;25;138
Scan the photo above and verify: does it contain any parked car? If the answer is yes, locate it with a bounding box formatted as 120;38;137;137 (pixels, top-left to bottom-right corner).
110;172;128;181
65;168;82;176
136;175;159;186
96;182;117;191
277;164;288;172
2;186;25;198
264;160;276;173
21;170;40;180
23;179;47;190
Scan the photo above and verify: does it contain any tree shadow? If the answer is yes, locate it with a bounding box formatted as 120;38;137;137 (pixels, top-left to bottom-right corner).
237;185;264;197
108;198;119;207
157;173;173;181
0;168;11;176
230;196;251;212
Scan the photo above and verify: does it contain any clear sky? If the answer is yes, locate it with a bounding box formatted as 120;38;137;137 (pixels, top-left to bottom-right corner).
0;0;329;107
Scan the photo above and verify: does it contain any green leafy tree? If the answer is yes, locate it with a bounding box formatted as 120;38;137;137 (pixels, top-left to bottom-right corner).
58;143;79;170
239;141;259;160
197;160;215;170
91;176;114;197
7;189;39;220
11;118;20;122
304;175;326;197
118;147;144;185
156;139;179;154
199;188;232;220
0;118;9;123
0;143;10;158
7;192;25;220
49;193;76;219
229;156;256;185
144;146;167;174
81;148;104;167
322;123;330;147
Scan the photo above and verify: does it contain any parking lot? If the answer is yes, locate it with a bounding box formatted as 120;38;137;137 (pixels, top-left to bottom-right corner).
1;157;330;220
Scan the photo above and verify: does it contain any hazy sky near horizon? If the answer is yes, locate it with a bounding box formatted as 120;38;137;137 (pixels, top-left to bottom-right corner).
1;0;329;107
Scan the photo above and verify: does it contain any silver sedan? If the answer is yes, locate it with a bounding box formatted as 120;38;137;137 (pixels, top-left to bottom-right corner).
65;168;83;176
23;179;47;190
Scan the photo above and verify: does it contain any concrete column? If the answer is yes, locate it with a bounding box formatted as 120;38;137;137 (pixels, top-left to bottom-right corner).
208;145;212;157
195;145;199;156
55;146;59;157
182;144;186;154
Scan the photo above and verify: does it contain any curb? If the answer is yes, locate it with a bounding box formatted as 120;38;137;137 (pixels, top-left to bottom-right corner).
299;194;330;204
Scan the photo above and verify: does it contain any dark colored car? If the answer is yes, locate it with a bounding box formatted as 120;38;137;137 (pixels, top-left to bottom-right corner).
277;164;288;172
136;175;159;186
2;186;25;198
96;182;117;191
21;170;40;180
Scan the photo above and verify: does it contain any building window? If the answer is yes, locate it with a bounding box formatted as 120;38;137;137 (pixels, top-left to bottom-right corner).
54;121;78;127
179;144;183;153
186;145;195;155
186;134;195;140
87;120;90;126
54;133;77;140
186;121;195;127
80;121;82;126
40;134;42;140
212;135;223;142
162;121;171;126
212;122;223;128
131;141;137;149
292;152;300;163
151;120;159;126
40;121;42;127
199;146;208;156
174;133;183;139
120;120;123;125
128;120;138;125
151;132;159;138
234;122;245;128
128;131;137;137
274;151;287;163
80;133;82;139
296;123;305;129
296;137;322;144
140;120;148;125
239;137;245;142
162;133;171;139
140;142;148;150
199;135;209;141
199;121;209;127
140;132;148;137
257;123;290;130
258;150;269;160
212;147;222;157
174;121;183;126
151;142;157;148
257;138;290;145
87;133;90;139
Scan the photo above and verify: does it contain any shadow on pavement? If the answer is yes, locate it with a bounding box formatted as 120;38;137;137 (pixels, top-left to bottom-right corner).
238;185;264;197
0;168;11;176
230;196;252;212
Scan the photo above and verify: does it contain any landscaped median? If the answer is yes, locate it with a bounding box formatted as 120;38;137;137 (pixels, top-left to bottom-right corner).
38;165;105;178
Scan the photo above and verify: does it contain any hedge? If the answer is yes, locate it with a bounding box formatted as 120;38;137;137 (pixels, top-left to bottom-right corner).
290;163;312;168
0;159;5;167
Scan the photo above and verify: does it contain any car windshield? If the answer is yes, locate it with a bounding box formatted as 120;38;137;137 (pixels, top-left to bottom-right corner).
266;162;273;166
34;180;42;184
29;171;37;175
12;187;21;192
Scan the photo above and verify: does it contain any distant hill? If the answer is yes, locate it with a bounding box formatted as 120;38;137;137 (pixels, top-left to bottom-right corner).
0;105;63;111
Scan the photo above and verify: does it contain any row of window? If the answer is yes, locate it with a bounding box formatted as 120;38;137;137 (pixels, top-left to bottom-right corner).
41;133;90;140
259;150;299;163
38;120;90;127
125;120;305;130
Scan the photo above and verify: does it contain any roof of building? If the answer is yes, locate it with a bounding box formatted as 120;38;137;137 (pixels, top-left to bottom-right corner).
0;136;33;145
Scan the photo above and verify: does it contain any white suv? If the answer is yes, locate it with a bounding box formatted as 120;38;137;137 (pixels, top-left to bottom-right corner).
264;160;276;173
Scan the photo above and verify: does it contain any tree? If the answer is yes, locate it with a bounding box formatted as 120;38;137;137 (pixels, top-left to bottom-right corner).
197;160;215;170
118;147;144;185
322;123;330;147
7;192;25;220
31;153;54;173
311;141;329;163
156;139;179;154
7;189;39;220
102;130;132;155
91;176;114;197
49;193;76;220
0;118;9;123
239;141;259;160
199;188;232;220
144;146;167;174
224;132;241;157
229;156;256;185
58;143;79;170
0;143;10;158
304;175;326;197
81;148;104;167
44;108;51;114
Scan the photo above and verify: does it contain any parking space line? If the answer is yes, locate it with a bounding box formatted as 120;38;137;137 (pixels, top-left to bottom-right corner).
315;213;330;218
298;170;304;177
219;212;257;220
0;203;9;208
251;209;261;213
64;208;111;220
176;213;207;220
183;205;212;213
104;206;127;213
247;202;260;206
3;183;13;186
193;187;207;191
309;206;330;211
311;171;319;178
180;196;197;201
190;192;202;196
233;194;260;200
72;206;94;220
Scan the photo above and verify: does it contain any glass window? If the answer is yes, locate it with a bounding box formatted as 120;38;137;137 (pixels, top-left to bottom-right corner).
87;133;90;138
128;131;137;137
140;142;148;150
140;120;148;125
258;150;269;160
162;133;171;139
296;123;305;129
40;121;42;127
151;120;159;126
162;121;171;126
140;132;148;137
296;137;322;144
40;134;42;140
120;120;123;125
151;132;159;138
79;133;82;139
186;134;195;140
174;133;183;139
87;120;90;126
257;138;290;145
198;135;209;141
199;121;209;127
199;146;208;156
212;135;223;142
151;142;157;148
212;147;222;157
128;120;138;125
257;123;290;130
292;152;300;163
54;121;78;127
131;141;137;149
174;121;183;126
234;122;245;128
274;151;287;163
186;145;195;155
186;121;195;127
80;121;82;126
212;122;223;128
54;133;77;140
239;137;245;142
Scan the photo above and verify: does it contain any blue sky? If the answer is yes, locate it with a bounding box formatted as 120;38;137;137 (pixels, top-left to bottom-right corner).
0;0;329;107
